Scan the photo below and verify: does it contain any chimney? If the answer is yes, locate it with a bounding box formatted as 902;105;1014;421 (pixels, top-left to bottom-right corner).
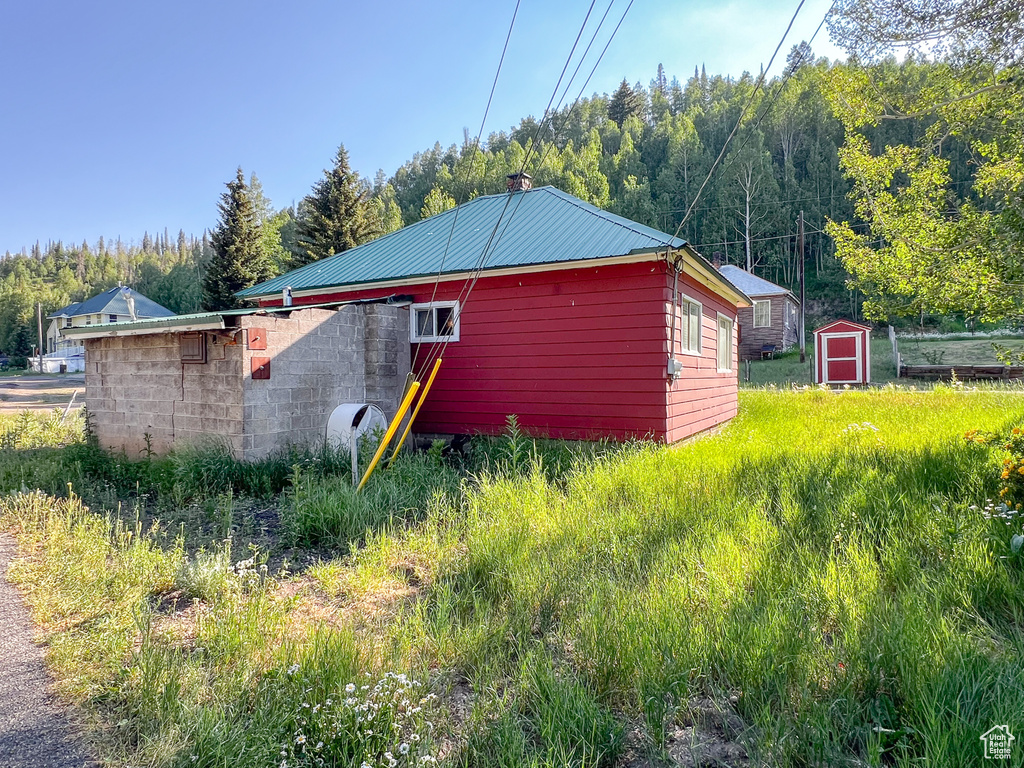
506;172;532;193
712;251;723;269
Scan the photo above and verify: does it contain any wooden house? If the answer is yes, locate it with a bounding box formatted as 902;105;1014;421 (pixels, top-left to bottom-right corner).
239;182;751;444
717;265;800;359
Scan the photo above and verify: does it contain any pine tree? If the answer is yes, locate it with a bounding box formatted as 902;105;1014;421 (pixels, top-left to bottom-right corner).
202;168;271;311
607;79;645;127
655;63;668;94
292;144;378;267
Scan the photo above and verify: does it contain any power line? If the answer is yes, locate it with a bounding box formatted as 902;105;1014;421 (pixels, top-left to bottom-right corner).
417;0;611;375
413;0;522;377
668;0;809;243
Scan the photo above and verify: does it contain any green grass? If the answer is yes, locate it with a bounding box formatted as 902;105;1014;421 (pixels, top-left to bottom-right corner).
4;391;1024;767
898;336;1024;366
744;336;902;387
743;335;1024;388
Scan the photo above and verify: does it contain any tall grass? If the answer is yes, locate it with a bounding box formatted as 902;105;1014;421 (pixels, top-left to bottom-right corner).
282;447;462;550
378;390;1024;766
5;390;1024;766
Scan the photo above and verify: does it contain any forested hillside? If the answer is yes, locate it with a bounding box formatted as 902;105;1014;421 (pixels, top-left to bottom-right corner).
2;51;991;356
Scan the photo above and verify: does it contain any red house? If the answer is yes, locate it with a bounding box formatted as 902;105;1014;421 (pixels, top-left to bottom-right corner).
239;180;751;443
813;319;872;385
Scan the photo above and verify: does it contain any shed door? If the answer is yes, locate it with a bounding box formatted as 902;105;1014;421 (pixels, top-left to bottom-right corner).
824;333;861;383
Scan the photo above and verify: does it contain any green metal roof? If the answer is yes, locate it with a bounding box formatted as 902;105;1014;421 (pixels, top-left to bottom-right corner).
60;301;361;338
238;186;688;298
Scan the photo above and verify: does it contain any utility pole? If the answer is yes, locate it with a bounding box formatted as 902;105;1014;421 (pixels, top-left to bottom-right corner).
37;302;44;373
798;211;806;364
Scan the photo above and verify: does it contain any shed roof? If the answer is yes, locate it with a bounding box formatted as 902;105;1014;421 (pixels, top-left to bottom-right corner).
238;186;691;299
717;265;795;299
49;287;176;320
61;298;405;340
813;319;873;335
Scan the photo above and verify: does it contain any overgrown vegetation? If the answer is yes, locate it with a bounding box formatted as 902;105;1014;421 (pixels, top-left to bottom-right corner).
3;392;1024;766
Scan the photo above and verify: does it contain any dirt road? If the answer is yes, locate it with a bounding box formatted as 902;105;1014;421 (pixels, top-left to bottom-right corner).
0;376;84;415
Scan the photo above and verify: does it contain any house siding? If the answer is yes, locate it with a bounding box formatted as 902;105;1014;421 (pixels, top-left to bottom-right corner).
736;293;799;359
666;272;740;443
267;259;741;443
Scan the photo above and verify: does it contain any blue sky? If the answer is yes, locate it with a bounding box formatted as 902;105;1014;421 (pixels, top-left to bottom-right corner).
0;0;843;255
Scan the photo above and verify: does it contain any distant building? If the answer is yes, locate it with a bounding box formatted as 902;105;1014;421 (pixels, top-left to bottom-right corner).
717;265;800;360
47;286;175;354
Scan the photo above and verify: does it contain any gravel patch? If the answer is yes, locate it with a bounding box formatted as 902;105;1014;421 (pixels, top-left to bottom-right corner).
0;534;95;768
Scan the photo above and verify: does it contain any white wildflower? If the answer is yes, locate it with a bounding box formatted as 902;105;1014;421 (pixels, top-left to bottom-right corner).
345;683;356;693
287;664;300;675
400;742;410;754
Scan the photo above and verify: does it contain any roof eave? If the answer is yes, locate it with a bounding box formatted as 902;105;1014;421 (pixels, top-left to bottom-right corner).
679;248;752;307
238;250;679;302
64;318;226;339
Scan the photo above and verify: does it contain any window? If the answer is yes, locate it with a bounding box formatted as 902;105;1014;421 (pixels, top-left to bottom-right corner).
63;317;71;328
180;332;207;364
411;301;460;343
677;297;702;355
108;314;118;323
753;299;771;328
717;315;733;372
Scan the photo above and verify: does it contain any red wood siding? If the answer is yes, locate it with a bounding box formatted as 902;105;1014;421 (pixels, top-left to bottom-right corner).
813;320;871;385
264;259;741;443
666;273;739;443
276;262;669;440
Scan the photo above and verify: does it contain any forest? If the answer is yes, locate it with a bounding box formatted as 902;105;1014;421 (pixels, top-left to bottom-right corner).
0;47;1002;357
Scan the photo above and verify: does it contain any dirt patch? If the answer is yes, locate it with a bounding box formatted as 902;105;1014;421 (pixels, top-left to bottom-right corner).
621;695;750;768
0;374;84;414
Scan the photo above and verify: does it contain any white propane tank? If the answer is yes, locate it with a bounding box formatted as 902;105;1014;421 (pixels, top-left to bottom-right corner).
326;403;387;484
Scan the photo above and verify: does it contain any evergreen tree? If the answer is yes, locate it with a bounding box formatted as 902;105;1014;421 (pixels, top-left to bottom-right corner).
607;79;645;127
202;168;271;311
292;144;377;267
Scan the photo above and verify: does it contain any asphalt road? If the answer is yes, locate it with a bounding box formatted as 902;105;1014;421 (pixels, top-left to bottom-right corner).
0;534;94;768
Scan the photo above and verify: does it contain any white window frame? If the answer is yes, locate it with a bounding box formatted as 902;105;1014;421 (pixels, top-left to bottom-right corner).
753;299;771;328
677;295;703;356
717;313;734;373
410;300;460;343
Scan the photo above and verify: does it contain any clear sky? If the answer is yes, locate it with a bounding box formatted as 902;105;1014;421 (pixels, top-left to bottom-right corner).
0;0;844;255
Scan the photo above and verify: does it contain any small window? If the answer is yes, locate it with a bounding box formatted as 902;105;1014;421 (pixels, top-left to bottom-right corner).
717;315;733;372
108;314;118;323
63;317;71;328
411;301;460;343
180;332;207;363
753;300;771;328
677;297;702;355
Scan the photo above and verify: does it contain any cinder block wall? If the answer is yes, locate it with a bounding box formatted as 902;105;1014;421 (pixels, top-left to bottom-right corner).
239;305;410;459
85;304;410;461
85;333;245;457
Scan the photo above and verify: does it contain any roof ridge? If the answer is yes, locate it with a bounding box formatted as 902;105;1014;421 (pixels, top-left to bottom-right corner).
539;187;681;245
276;190;515;284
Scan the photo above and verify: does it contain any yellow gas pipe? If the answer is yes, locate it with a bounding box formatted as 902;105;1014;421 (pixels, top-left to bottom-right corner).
387;357;442;468
357;381;420;492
